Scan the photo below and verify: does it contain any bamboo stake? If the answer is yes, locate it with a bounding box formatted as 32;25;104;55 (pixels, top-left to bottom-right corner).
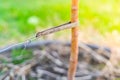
67;0;79;80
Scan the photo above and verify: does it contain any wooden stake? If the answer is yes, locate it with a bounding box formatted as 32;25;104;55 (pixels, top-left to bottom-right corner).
67;0;79;80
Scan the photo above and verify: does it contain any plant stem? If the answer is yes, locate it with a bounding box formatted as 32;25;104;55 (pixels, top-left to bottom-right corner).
67;0;79;80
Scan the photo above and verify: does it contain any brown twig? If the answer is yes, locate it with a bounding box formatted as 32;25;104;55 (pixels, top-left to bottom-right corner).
67;0;79;80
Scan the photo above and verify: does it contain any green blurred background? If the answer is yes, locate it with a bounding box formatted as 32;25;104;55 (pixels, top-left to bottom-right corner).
0;0;120;45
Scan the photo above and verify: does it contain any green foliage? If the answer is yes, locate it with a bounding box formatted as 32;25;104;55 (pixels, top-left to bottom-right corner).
80;0;120;34
11;49;33;64
115;78;120;80
0;0;120;44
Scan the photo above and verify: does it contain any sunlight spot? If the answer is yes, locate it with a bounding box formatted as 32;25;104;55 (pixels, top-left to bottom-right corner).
28;16;39;25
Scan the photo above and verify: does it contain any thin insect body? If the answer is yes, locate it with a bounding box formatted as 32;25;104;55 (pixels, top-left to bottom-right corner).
0;22;78;53
0;36;36;53
36;21;78;38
